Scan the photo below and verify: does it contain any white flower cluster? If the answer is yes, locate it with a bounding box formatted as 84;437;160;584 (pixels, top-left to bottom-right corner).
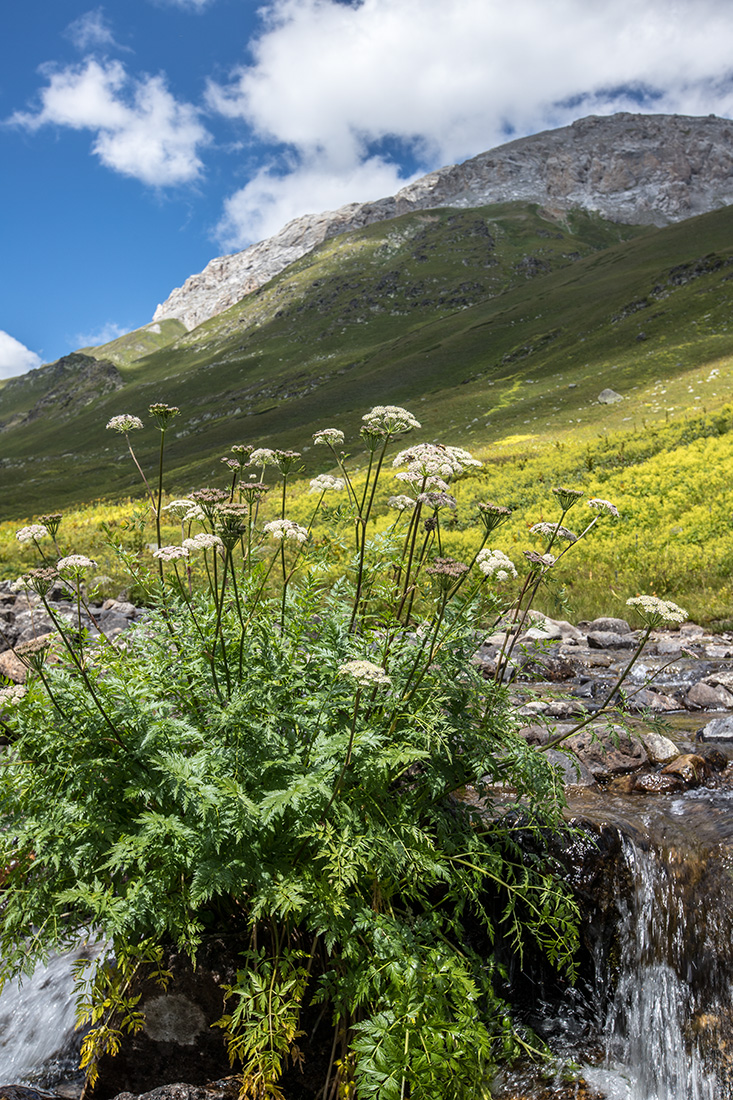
626;595;688;625
249;448;277;467
529;522;577;542
393;443;482;480
388;495;417;512
16;524;49;543
313;428;345;447
309;474;346;494
106;414;144;433
588;498;619;517
475;549;517;580
164;498;197;518
0;684;26;706
264;519;309;543
183;533;223;552
338;660;392;687
153;545;190;561
362;406;421;433
57;554;97;575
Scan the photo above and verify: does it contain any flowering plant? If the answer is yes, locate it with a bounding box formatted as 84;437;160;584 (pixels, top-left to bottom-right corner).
0;403;648;1100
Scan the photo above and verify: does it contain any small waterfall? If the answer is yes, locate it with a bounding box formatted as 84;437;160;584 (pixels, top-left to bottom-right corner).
0;946;92;1087
583;798;733;1100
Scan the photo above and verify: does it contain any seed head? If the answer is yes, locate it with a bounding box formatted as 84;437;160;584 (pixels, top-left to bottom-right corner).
149;403;180;429
552;486;584;511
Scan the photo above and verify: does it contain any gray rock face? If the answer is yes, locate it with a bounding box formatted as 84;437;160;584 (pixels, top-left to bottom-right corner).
154;112;733;331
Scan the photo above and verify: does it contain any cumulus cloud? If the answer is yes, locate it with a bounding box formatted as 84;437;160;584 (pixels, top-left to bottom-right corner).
11;59;210;186
0;332;42;380
209;0;733;246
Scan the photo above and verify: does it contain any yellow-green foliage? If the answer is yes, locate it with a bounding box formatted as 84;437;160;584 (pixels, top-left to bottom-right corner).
2;405;732;625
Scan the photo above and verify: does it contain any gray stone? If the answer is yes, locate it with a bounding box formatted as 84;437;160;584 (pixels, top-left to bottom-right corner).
598;388;624;404
639;731;679;764
587;630;636;650
704;670;733;693
700;716;733;741
586;617;632;635
565;724;649;777
544;748;597;788
685;682;733;710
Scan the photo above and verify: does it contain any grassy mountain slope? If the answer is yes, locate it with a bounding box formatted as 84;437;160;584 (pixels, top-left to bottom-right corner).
1;201;732;518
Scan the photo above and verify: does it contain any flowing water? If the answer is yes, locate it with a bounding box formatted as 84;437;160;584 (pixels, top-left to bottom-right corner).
0;944;96;1091
495;785;733;1100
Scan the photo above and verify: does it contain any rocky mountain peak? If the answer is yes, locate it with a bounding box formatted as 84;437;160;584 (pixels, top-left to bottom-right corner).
153;112;733;332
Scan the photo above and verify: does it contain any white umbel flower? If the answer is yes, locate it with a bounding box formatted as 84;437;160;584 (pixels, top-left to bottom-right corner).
626;595;687;626
309;474;346;493
338;660;391;687
264;519;309;543
16;524;49;543
476;549;517;580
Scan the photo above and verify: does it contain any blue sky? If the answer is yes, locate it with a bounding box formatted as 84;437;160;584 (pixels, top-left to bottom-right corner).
3;0;733;378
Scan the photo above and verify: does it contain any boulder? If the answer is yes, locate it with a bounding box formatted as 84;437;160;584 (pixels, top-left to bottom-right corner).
0;650;26;683
661;753;711;786
700;716;733;741
639;731;679;764
598;388;624;404
684;682;733;710
89;943;238;1100
544;748;597;788
633;772;686;795
565;725;649;778
587;631;636;650
585;617;632;635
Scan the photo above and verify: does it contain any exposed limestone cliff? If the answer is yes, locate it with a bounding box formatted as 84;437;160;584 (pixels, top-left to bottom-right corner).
153;112;733;331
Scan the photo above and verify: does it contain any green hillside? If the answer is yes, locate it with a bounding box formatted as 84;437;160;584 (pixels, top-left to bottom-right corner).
1;200;732;520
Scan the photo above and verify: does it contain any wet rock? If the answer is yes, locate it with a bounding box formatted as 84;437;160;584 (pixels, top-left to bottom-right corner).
89;943;239;1100
696;745;729;772
685;681;733;710
109;1082;240;1100
544;748;597;788
587;631;636;650
640;731;679;764
633;772;686;794
700;716;733;742
607;774;639;795
704;670;733;693
661;753;711;786
627;687;680;711
566;725;649;778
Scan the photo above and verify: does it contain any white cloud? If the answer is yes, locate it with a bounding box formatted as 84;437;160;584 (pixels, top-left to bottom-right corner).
0;332;42;380
217;154;416;247
11;59;210;186
74;321;131;348
209;0;733;245
65;9;121;52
